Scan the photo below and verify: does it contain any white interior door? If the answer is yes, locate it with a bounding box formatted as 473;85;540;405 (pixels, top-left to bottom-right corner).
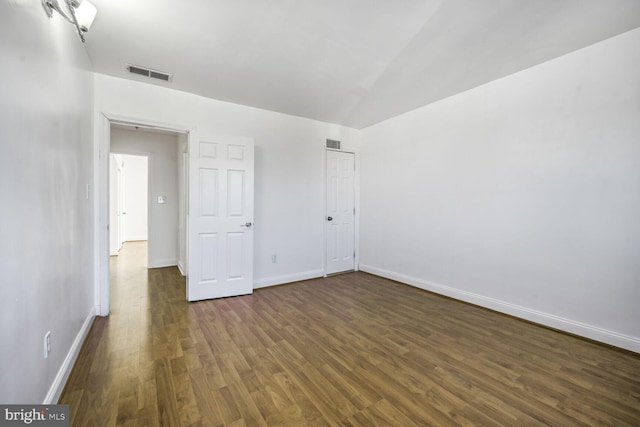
326;150;355;275
187;136;254;301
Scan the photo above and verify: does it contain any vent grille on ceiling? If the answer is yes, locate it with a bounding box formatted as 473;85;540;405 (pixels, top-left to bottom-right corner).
326;139;341;150
126;64;172;82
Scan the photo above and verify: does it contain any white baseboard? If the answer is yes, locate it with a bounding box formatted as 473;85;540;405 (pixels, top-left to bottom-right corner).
148;258;178;268
95;303;107;317
359;264;640;354
254;269;324;289
43;307;96;404
124;236;147;242
177;260;186;276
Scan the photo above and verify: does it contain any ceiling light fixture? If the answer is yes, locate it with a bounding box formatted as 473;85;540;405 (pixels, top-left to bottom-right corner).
41;0;97;43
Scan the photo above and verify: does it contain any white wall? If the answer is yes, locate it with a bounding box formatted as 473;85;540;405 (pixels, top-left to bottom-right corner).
360;29;640;352
0;1;95;403
120;154;148;242
111;128;179;268
95;74;361;286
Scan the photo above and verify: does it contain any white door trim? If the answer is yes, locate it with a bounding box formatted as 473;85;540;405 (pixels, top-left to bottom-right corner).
323;147;360;276
95;112;196;317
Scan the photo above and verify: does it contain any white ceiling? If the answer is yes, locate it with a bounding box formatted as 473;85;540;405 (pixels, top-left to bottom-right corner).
85;0;640;129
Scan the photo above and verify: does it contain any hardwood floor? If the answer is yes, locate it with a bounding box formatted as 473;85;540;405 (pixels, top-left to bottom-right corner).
60;242;640;426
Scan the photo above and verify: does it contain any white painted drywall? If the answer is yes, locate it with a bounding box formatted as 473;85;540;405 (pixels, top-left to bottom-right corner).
0;1;95;403
94;75;361;286
119;154;148;242
359;29;640;352
111;128;179;268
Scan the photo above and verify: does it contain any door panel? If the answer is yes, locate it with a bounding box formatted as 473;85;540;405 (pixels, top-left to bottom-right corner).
199;169;218;217
326;150;355;275
188;136;254;301
227;170;245;216
227;232;245;279
199;233;218;281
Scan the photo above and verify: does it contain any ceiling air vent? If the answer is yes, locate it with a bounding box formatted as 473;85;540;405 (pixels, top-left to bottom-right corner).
126;64;173;82
326;139;341;150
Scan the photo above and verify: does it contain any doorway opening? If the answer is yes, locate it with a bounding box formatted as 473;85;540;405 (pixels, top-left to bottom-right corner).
109;153;148;265
97;115;191;316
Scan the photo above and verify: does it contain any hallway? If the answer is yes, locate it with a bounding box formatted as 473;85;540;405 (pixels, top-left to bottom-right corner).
62;242;187;425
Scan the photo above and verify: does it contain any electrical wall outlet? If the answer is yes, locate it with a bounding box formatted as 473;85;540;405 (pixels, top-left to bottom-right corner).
271;254;277;263
44;331;51;358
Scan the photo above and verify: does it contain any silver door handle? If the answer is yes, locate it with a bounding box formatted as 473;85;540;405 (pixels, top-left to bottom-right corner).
240;222;253;228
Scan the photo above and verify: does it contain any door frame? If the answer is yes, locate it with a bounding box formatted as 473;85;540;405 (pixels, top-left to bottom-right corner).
109;153;125;256
95;112;196;317
323;145;360;276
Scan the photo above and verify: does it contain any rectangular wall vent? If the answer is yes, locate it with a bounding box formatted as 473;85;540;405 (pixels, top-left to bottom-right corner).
149;70;171;82
127;65;149;77
326;139;341;150
126;64;173;82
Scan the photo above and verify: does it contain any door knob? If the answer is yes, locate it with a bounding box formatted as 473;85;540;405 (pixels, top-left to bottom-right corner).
327;216;333;221
240;222;253;228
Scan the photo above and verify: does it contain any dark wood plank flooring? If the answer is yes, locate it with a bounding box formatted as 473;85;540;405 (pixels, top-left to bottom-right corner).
60;242;640;426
